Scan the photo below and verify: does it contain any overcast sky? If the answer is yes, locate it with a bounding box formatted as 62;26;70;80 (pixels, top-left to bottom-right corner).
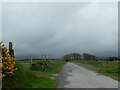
2;2;118;58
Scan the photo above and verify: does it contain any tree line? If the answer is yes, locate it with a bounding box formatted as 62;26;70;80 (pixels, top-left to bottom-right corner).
62;53;97;61
62;53;119;61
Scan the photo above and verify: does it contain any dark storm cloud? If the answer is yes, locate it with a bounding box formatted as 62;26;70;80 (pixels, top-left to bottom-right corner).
2;2;118;58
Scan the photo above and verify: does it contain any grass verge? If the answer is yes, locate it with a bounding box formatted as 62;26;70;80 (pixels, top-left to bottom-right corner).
30;60;65;74
2;60;65;89
71;60;120;81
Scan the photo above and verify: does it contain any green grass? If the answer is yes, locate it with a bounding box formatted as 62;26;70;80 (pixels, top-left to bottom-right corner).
2;60;65;89
71;60;120;81
30;60;65;74
3;63;29;88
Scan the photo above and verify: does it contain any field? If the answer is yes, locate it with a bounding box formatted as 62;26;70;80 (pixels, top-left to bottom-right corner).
71;60;120;81
2;60;65;89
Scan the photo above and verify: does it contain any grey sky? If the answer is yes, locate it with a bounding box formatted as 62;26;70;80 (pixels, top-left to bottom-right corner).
2;2;118;58
0;2;2;41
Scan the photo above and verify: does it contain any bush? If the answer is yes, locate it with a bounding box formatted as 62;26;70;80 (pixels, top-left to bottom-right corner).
0;42;17;78
30;61;51;71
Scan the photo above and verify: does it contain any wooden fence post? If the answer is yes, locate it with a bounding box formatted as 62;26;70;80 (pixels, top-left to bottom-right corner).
9;42;14;57
30;55;32;64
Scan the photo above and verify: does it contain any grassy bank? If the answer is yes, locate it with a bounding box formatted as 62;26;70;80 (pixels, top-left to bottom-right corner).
71;61;120;81
2;60;65;89
30;60;65;74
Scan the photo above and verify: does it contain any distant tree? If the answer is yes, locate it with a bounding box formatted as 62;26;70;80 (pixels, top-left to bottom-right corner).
62;55;70;61
118;57;120;61
108;57;118;61
83;53;97;61
62;53;82;61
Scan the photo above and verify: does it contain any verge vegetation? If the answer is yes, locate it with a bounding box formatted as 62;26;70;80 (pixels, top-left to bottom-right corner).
2;60;65;89
71;60;120;81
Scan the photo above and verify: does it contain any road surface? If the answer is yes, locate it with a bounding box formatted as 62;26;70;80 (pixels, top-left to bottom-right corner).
57;62;119;88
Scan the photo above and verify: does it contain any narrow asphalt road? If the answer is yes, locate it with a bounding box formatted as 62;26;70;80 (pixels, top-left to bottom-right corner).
57;62;119;88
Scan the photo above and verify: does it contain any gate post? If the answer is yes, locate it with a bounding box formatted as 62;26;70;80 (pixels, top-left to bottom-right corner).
9;42;14;57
